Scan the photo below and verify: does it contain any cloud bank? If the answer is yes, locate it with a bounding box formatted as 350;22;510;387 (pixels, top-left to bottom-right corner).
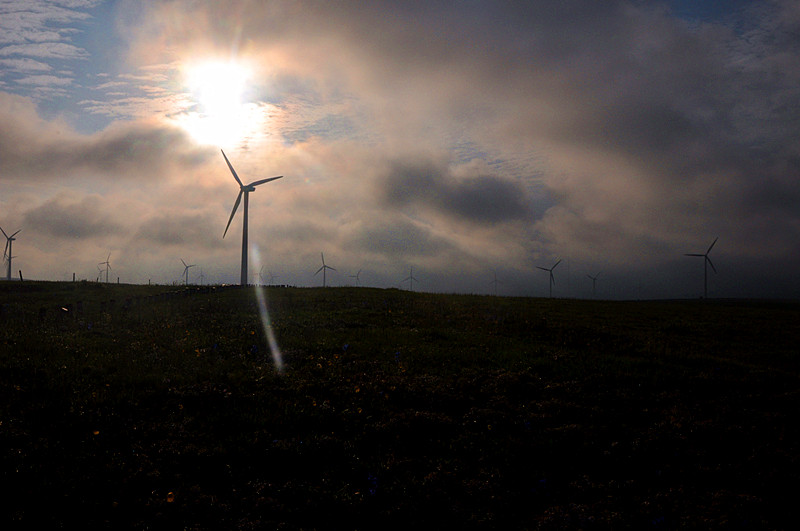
1;1;799;298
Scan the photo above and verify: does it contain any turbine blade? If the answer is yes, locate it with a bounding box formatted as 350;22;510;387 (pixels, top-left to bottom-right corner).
552;259;562;269
223;190;243;238
321;252;325;265
685;253;704;257
0;227;7;238
707;237;718;254
221;150;244;187
11;230;21;238
550;272;555;284
315;266;324;275
181;259;187;267
707;256;717;274
536;266;549;271
328;266;336;271
249;176;283;187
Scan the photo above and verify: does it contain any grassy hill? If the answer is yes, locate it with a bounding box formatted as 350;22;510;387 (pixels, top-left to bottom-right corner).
1;281;798;529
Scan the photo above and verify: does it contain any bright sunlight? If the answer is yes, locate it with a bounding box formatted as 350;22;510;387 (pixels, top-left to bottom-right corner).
177;60;265;147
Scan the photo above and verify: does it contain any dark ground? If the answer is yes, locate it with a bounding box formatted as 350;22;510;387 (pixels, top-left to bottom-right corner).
1;282;798;529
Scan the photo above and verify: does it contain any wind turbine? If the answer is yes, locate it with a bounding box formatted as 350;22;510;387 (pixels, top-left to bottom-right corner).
181;259;195;285
350;269;362;286
1;226;20;281
490;270;502;296
221;150;283;286
269;270;279;285
402;267;418;291
98;253;111;283
536;259;561;298
685;237;718;298
587;272;600;298
315;252;336;287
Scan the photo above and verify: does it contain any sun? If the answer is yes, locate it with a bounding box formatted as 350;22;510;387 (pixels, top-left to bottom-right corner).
176;60;264;147
187;61;249;115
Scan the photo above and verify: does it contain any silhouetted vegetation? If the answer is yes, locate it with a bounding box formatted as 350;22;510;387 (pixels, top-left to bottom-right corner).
1;282;798;529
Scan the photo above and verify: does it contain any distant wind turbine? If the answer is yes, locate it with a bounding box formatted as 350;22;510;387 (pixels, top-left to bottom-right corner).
587;272;600;298
350;269;362;286
536;259;561;298
490;270;502;296
98;253;111;283
181;259;195;285
685;237;718;298
402;267;418;291
315;252;336;287
221;150;283;286
1;226;20;281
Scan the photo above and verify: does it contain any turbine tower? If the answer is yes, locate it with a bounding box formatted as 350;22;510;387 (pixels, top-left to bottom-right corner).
685;237;718;298
490;270;502;296
315;252;336;287
1;226;20;281
536;259;561;298
587;272;600;298
181;259;195;285
98;253;111;283
221;150;283;286
402;267;418;291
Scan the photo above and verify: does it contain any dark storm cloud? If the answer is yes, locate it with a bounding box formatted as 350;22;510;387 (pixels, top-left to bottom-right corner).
381;160;531;224
354;218;452;259
0;93;207;181
22;194;123;239
135;213;223;248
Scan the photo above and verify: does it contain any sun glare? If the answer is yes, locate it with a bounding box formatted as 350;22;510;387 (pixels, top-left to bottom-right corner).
177;60;265;147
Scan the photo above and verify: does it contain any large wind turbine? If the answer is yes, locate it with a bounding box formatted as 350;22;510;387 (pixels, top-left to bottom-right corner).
587;272;600;298
181;259;195;285
685;237;718;298
221;150;283;286
1;226;20;281
98;253;111;283
350;269;362;286
315;252;335;287
402;267;418;291
537;259;561;298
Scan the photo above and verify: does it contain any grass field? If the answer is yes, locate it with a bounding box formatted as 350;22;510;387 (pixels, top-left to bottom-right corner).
1;281;798;529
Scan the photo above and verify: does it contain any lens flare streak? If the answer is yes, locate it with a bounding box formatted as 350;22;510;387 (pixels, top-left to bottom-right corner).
254;283;284;373
251;245;284;373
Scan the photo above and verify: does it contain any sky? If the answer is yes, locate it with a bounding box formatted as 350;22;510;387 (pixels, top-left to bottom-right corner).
1;0;799;300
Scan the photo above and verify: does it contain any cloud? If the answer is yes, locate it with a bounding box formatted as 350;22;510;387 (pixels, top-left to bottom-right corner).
380;159;532;225
0;92;208;182
134;212;225;249
16;74;73;86
0;58;53;72
2;0;800;295
22;193;124;240
0;42;89;60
